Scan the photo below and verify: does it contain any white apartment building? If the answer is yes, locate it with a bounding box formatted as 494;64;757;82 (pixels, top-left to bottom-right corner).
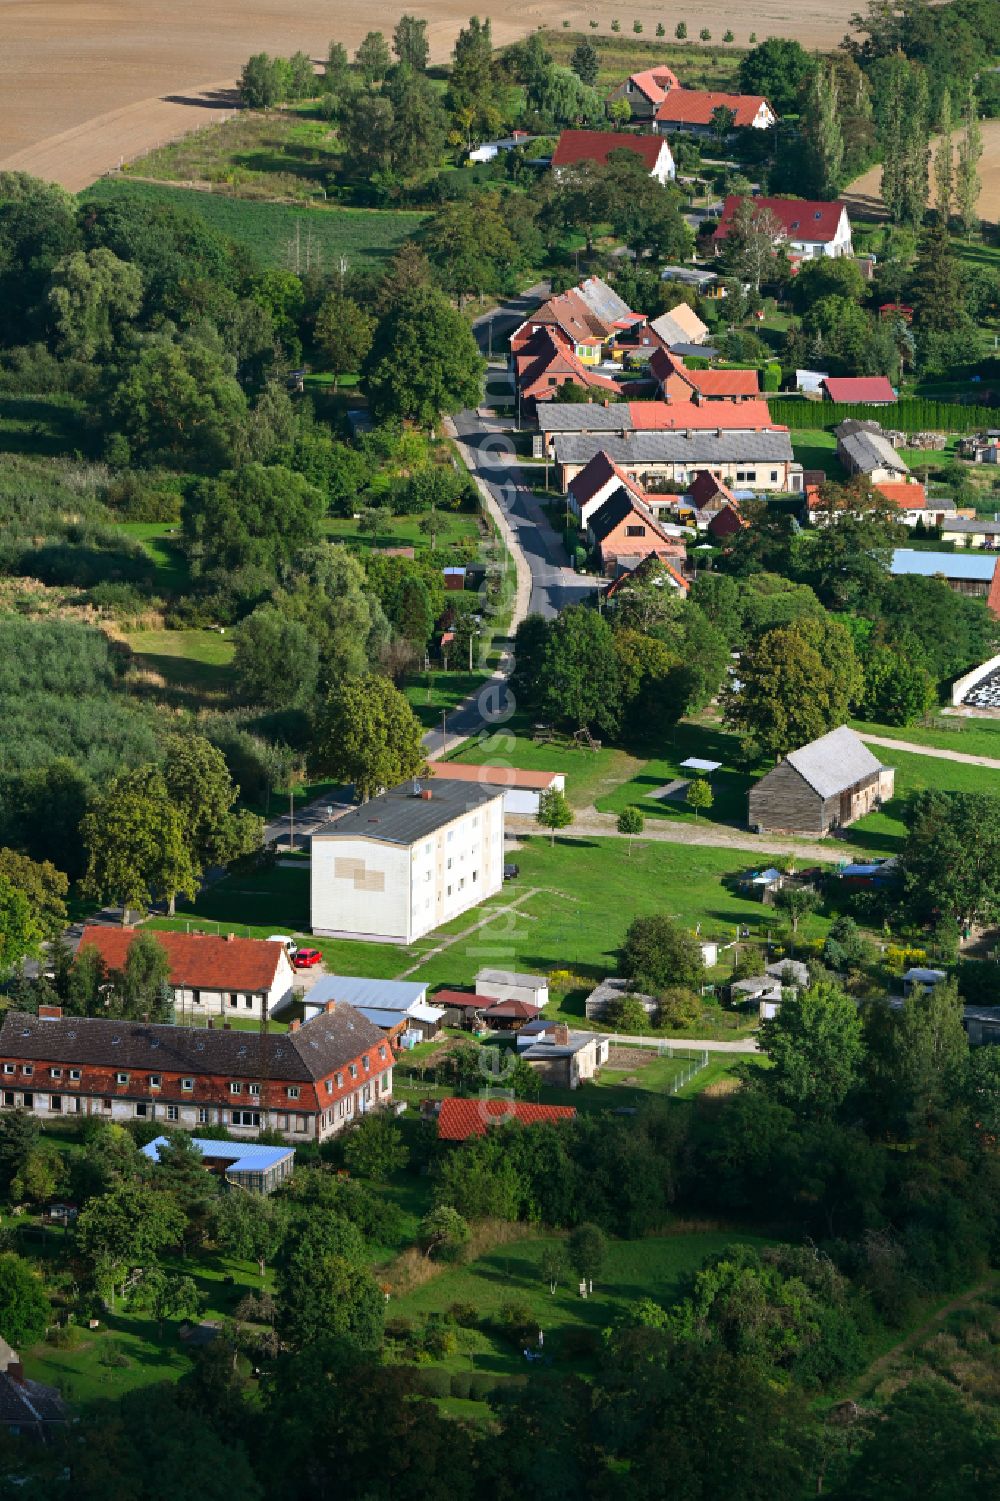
311;778;505;944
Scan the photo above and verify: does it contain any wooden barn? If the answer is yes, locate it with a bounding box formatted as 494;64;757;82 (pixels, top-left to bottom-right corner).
748;727;894;837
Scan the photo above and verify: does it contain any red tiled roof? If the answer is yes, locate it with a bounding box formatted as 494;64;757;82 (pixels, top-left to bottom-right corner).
822;376;896;404
77;927;288;993
437;1097;577;1141
552;129;667;172
569;449;646;507
875;481;925;507
655;91;772;129
688;469;738;508
627;392;781;432
516;326;622;401
482;999;542;1020
625;66;680;104
649;348;758;400
427;762;560;791
715;195;847;245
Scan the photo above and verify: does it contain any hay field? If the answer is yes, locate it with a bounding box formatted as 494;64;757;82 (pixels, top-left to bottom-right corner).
0;1;861;192
845;121;1000;223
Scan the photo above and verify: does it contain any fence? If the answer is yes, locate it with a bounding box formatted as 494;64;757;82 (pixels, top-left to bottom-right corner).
767;397;1000;436
607;1039;710;1093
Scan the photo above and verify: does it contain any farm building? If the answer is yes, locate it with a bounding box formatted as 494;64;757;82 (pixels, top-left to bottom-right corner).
748;726;894;836
649;301;711;349
551;128;675;184
515;1022;611;1089
715;195;853;260
425;760;565;816
890;549;1000;616
436;1097;577;1141
654;90;776;135
476;969;549;1009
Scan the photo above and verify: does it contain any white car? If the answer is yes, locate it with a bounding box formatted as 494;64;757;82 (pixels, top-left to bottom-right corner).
267;935;298;958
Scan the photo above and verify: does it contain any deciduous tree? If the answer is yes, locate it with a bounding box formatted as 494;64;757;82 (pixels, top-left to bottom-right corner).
0;1253;50;1346
621;914;704;991
616;805;644;853
314;293;375;390
312;673;426;800
757;983;864;1117
537;787;573;846
393;14;429;70
363;286;485;426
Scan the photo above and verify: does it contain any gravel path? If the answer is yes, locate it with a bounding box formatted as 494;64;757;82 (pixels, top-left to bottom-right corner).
506;807;863;864
857;732;1000;771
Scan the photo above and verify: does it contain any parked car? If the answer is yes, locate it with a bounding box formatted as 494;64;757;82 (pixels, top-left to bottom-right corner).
504;862;520;881
268;935;298;957
293;948;322;969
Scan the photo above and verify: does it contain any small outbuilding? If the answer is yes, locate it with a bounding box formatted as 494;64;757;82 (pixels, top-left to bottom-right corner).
141;1136;295;1194
476;968;549;1009
748;726;894;837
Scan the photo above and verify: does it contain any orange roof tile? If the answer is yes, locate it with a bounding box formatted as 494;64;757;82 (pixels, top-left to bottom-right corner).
77;927;288;993
437;1097;577;1141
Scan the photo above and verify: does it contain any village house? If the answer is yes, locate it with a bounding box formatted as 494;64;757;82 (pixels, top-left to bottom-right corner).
0;1338;69;1442
554;430;802;496
551;128;676;184
939;516;1000;549
872;482;957;528
648;301;711;349
510;275;648;366
435;1097;577;1141
586;485;689;575
603;550;691;596
468;128;530;162
957;430;1000;464
141;1135;296;1193
76;927;296;1024
650;347;760;404
821;375;896;405
654;90;776;135
835;420;912;484
890;549;1000;616
715;195;854;261
513;325;625;411
748;726;895;837
311;778;505;945
300;975;444;1044
538;398;784;463
608;65;680;120
425;761;566;816
515;1020;611;1089
476;968;549;1009
0;1002;392;1142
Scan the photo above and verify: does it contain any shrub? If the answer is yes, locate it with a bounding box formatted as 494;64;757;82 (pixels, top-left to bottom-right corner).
384;1315;415;1342
411;1367;451;1398
497;1297;533;1344
423;1325;458;1358
559;1326;601;1358
450;1371;473;1399
448;1301;480;1328
467;1372;497;1400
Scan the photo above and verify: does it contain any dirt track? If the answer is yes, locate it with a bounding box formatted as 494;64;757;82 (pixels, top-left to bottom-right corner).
845;120;1000;222
1;1;863;192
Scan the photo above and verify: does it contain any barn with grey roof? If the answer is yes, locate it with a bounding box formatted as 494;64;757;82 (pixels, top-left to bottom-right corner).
748;726;895;836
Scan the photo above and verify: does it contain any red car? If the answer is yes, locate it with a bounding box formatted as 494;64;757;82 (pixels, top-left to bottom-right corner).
293;948;322;969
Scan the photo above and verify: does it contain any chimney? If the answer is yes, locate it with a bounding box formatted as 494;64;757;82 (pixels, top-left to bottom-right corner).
324;1001;336;1015
7;1362;25;1386
289;1019;301;1033
420;789;433;800
226;933;236;942
555;1025;570;1045
37;1004;62;1020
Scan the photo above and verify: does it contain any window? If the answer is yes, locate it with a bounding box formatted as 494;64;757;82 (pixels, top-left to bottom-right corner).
101;1097;111;1112
447;829;454;843
2;1091;12;1107
245;997;253;1009
378;1046;387;1061
277;1114;288;1132
325;1079;333;1093
197;1107;209;1124
229;994;238;1008
49;1095;62;1113
459;877;465;891
115;1072;128;1086
472;870;479;883
335;1072;343;1088
166;1105;179;1122
625;524;646;537
362;1056;370;1072
134;1102;148;1119
447;857;452;870
3;1064;14;1075
229;1082;242;1095
382;1071;390;1092
191;990;201;1007
22;1066;32;1078
22;1093;33;1109
149;1075;161;1088
771;471;779;483
349;1064;358;1079
181;1078;194;1091
295;1117;307;1133
70;1069;81;1081
286;1085;301;1099
249;1083;260;1097
447;885;452;898
232;1110;261;1128
51;1068;62;1079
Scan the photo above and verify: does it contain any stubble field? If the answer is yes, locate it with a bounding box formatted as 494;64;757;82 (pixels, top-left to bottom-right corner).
0;0;863;192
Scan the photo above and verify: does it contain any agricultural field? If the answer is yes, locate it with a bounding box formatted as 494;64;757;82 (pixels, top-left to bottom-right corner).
124;111;342;200
541;30;743;92
83;178;427;272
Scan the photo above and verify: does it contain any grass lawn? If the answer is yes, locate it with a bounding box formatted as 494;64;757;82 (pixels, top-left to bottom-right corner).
83;179;427;272
389;1227;775;1385
790;428;846;480
323;512;480;554
182;835;833;991
850;716;1000;760
116;522;190;596
593;719;750;828
846;745;1000;853
446;715;643;811
125;628;235;704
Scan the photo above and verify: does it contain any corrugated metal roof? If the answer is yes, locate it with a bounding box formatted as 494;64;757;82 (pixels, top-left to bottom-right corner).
785;726;887;800
891;548;998;581
306;976;427;1010
839;430;909;475
141;1136;294;1172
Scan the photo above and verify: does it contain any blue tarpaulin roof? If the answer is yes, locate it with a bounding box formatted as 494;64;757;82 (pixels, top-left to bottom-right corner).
141;1136;294;1174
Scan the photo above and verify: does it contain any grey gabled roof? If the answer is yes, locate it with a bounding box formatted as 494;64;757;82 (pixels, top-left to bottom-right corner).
838;429;910;475
554;431;794;465
538;403;634;435
784;726;887;800
312;778;502;847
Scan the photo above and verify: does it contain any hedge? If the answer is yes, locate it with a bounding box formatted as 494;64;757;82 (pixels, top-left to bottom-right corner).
767;397;1000;435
